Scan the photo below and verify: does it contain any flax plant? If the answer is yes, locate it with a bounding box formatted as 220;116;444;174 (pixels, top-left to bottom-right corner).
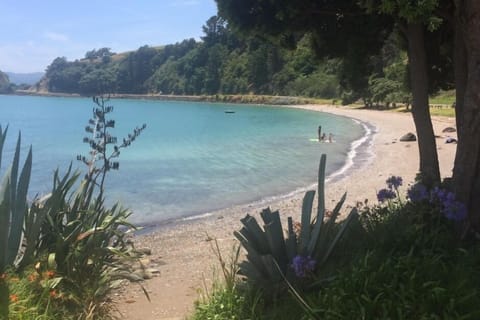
31;96;148;318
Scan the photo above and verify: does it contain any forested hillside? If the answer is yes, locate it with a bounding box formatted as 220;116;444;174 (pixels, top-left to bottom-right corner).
39;15;453;105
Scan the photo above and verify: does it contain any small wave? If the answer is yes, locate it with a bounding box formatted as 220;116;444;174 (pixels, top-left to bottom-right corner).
181;212;214;221
250;118;377;207
326;118;377;183
170;118;377;221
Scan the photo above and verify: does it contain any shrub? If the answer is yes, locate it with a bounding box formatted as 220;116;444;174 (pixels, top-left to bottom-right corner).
2;96;148;319
234;154;358;297
0;126;33;319
307;245;480;319
302;177;479;319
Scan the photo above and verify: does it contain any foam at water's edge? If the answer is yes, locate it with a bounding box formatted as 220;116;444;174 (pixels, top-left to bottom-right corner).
326;118;377;183
138;118;378;232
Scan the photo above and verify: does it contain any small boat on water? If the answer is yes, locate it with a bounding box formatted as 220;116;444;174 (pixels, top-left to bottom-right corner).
224;110;235;114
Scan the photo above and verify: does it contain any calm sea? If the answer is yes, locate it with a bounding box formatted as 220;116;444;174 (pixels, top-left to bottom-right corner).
0;95;371;225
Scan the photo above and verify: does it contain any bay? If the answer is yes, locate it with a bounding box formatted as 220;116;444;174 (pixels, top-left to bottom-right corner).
0;95;367;224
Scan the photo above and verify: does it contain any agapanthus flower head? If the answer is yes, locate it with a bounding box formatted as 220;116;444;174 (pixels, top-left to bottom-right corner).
407;183;429;203
291;255;316;278
442;200;467;221
377;188;396;203
431;187;448;203
426;187;467;222
386;176;403;190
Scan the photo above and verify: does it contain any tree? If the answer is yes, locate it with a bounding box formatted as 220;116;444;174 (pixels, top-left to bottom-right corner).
78;68;117;94
217;0;480;231
217;0;393;102
452;1;480;230
216;0;440;185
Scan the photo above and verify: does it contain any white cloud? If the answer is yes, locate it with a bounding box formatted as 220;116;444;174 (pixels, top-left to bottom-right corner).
44;32;69;42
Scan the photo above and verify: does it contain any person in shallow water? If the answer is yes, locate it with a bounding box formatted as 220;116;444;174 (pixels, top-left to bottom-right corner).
318;125;322;142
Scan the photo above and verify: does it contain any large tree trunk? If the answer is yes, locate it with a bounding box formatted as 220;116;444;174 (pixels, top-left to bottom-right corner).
453;1;480;230
406;23;441;187
453;2;467;134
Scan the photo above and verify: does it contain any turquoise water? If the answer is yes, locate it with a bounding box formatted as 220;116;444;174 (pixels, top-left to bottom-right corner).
0;95;368;224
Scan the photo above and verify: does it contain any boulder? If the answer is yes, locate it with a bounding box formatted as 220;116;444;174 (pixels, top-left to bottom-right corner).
442;127;457;133
400;132;417;142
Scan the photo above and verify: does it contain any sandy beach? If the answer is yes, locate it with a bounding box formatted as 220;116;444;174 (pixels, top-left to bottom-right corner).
112;105;457;320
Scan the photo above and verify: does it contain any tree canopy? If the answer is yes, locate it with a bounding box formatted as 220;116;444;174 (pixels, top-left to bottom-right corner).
39;14;434;106
216;0;480;233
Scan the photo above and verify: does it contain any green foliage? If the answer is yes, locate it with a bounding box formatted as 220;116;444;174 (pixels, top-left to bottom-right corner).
429;106;455;117
0;97;148;319
0;127;33;319
0;127;33;273
41;18;345;99
430;89;456;105
304;197;480;319
362;0;442;28
234;154;358;297
192;238;304;320
308;247;480;319
192;240;257;320
28;96;148;317
77;96;146;198
33;167;140;318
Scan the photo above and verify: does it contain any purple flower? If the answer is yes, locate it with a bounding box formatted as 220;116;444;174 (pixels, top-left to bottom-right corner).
429;187;467;221
377;188;396;203
442;200;467;221
431;187;452;204
386;176;403;190
407;183;429;203
291;255;316;278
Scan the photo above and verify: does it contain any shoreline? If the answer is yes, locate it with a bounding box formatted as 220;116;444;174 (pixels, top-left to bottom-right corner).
13;90;328;105
134;111;377;234
113;104;457;320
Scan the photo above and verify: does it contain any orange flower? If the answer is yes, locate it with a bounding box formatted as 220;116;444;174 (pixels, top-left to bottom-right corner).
28;273;38;282
44;270;55;279
0;273;6;280
9;294;19;303
49;290;57;298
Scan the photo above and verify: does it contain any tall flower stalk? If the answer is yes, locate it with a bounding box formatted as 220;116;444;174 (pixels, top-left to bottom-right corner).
77;96;146;206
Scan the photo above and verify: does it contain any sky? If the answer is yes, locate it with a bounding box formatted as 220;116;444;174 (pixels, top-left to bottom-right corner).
0;0;218;73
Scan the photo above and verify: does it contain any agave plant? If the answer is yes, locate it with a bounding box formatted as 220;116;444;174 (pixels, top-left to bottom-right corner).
234;154;358;295
0;126;32;318
0;126;33;272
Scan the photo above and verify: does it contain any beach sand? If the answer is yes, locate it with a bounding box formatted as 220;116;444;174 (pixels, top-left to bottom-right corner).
112;105;457;320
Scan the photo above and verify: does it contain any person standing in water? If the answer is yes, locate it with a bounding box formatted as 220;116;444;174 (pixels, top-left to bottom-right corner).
328;133;333;143
318;126;322;142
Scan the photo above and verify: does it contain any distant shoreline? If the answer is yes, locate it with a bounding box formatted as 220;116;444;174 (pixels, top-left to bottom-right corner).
13;90;333;105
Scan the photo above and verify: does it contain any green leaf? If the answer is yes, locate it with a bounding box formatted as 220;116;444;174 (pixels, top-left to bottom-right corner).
263;210;287;271
0;174;11;272
307;154;327;255
0;125;8;170
320;208;358;265
8;145;32;264
299;190;315;255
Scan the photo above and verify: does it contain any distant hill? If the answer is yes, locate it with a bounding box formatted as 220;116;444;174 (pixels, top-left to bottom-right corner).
6;72;44;85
